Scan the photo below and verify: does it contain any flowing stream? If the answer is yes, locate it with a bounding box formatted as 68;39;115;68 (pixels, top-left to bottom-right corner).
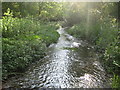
3;28;110;88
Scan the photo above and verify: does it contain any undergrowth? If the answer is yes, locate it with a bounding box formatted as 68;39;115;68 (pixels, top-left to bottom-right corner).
2;15;60;80
66;17;120;88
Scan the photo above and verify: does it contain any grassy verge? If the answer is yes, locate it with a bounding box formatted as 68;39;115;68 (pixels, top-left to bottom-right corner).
2;16;60;80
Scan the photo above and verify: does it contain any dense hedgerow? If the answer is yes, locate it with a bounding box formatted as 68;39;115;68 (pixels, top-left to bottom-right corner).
2;16;60;79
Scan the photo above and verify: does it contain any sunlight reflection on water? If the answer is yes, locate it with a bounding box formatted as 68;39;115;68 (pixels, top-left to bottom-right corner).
3;28;110;88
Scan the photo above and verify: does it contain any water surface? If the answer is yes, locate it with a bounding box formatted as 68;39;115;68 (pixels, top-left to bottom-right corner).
3;28;110;88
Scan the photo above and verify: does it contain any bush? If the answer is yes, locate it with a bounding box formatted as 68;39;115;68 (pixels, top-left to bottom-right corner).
2;38;46;77
2;16;60;79
111;74;120;88
66;16;119;88
67;23;86;39
104;36;120;73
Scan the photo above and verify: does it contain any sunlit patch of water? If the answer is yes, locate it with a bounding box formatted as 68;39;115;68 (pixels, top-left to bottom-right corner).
3;28;110;88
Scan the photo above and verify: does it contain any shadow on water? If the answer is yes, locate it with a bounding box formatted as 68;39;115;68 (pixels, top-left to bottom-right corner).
3;28;110;88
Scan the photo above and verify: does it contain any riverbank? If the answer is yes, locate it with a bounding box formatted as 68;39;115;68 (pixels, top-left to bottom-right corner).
64;23;120;88
2;16;60;80
2;28;111;88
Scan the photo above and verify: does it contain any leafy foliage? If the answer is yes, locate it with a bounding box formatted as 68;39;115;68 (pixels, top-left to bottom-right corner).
65;2;119;88
2;10;60;79
2;2;63;20
2;2;120;88
111;74;120;88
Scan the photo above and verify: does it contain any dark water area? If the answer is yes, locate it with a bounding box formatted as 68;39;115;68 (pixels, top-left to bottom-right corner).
3;28;111;88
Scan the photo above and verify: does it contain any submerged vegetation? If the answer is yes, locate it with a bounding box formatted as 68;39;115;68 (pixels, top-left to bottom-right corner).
1;2;120;88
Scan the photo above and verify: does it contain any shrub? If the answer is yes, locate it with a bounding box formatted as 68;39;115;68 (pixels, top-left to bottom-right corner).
111;74;120;88
2;16;60;79
66;16;119;88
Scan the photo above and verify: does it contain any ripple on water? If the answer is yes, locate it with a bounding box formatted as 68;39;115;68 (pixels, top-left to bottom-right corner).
3;28;110;88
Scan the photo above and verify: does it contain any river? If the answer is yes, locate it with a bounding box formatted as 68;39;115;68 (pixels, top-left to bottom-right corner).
3;28;110;88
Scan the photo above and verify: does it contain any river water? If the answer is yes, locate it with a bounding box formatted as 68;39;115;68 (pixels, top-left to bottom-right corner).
3;28;110;88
